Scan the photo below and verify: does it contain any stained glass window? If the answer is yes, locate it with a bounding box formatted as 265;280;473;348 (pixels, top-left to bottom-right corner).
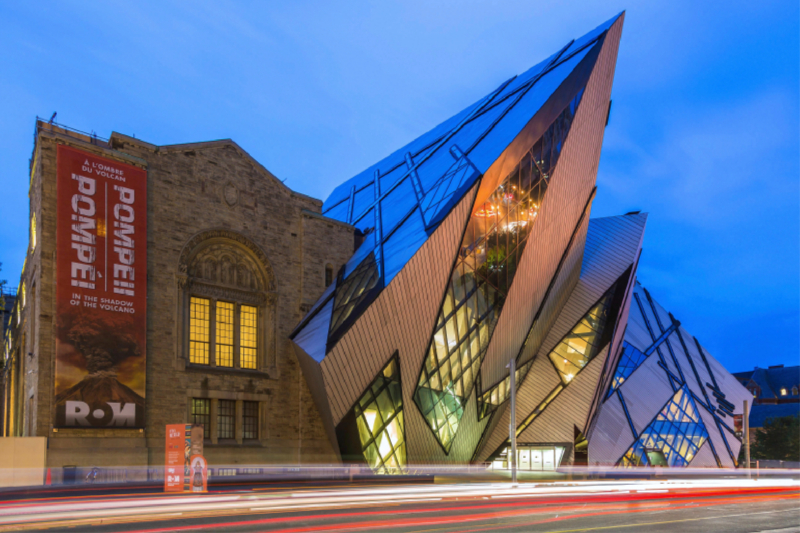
189;297;210;365
354;357;406;474
240;305;258;369
548;291;612;385
619;387;709;467
477;360;534;420
215;302;234;367
607;342;647;397
414;88;587;452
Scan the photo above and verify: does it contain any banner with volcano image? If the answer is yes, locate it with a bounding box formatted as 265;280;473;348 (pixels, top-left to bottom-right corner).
54;145;147;428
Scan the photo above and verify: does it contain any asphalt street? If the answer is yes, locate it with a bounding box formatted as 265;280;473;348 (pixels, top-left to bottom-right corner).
1;479;798;533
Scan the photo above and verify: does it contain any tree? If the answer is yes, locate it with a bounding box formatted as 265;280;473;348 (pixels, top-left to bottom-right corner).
751;416;800;462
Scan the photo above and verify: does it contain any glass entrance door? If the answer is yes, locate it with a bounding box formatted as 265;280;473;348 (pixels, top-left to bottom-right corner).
531;449;543;470
519;448;531;470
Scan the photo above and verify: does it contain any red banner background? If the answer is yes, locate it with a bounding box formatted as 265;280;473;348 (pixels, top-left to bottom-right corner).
54;145;147;428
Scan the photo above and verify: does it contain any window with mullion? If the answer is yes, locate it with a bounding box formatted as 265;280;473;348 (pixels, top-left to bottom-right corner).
216;302;235;367
217;400;235;439
240;305;258;369
189;298;210;365
191;398;210;438
242;401;258;439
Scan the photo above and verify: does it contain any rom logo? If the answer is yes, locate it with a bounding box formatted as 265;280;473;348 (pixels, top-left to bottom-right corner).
65;400;136;427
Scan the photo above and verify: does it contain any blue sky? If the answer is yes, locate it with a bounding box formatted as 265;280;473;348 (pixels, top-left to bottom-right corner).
1;1;797;372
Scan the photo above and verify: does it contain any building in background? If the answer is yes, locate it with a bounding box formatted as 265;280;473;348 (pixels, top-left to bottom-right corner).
3;12;753;476
733;365;800;444
733;365;800;405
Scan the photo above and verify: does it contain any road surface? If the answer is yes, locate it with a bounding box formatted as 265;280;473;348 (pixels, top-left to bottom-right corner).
1;478;797;532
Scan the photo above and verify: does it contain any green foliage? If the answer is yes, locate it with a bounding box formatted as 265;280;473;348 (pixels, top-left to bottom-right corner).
751;416;800;462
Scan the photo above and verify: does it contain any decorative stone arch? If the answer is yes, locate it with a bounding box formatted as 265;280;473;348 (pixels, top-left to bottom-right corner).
176;229;278;374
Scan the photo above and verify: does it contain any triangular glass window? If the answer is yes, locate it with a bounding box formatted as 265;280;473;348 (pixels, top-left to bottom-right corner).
618;387;709;468
414;86;587;453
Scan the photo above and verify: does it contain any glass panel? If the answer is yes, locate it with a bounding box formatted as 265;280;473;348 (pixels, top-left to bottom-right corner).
618;387;709;468
191;398;210;438
240;305;258;369
189;297;210;365
477;359;534;420
242;401;258;439
215;301;234;367
322;199;349;222
380;177;418;236
414;84;586;452
329;252;380;340
548;291;613;385
217;400;235;439
351;184;376;223
382;209;427;284
352;356;406;474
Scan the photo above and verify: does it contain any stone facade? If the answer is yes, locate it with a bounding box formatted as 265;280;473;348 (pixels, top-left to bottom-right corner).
3;121;355;478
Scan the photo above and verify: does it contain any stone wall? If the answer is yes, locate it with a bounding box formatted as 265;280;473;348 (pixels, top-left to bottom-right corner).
15;122;354;469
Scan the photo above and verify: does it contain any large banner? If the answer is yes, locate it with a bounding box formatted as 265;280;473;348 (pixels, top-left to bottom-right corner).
54;145;147;428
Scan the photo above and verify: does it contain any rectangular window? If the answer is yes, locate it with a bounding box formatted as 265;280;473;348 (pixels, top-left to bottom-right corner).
191;399;210;438
189;297;210;365
215;302;234;367
243;401;258;440
240;305;258;369
217;400;235;439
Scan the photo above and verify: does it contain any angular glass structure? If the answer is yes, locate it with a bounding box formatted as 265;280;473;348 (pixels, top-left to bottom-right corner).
477;360;534;420
413;89;587;452
548;290;613;385
607;341;647;397
619;387;709;467
352;357;406;474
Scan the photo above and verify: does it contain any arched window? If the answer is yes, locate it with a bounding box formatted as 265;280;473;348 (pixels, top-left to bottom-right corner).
325;264;334;287
177;231;277;372
792;386;798;396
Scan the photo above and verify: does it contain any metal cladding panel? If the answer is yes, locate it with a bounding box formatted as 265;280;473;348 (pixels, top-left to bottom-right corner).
516;211;590;370
293;299;334;363
624;303;652;351
480;16;625;387
580;214;647;429
587;392;634;466
476;349;562;463
634;288;681;379
292;342;340;457
698;405;735;468
702;342;753;418
319;184;477;463
518;347;608;446
690;440;718;468
618;349;674;436
480;192;592;387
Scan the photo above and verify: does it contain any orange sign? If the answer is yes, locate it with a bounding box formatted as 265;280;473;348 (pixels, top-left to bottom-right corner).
54;145;148;428
164;424;185;492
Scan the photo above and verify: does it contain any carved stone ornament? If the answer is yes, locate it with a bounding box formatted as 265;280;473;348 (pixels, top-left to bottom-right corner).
223;181;239;207
178;229;275;291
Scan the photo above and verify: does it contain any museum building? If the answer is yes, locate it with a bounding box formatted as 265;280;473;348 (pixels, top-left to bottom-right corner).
3;12;751;476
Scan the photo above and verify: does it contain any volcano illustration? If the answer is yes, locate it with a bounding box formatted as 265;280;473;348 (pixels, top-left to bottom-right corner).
56;308;145;424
